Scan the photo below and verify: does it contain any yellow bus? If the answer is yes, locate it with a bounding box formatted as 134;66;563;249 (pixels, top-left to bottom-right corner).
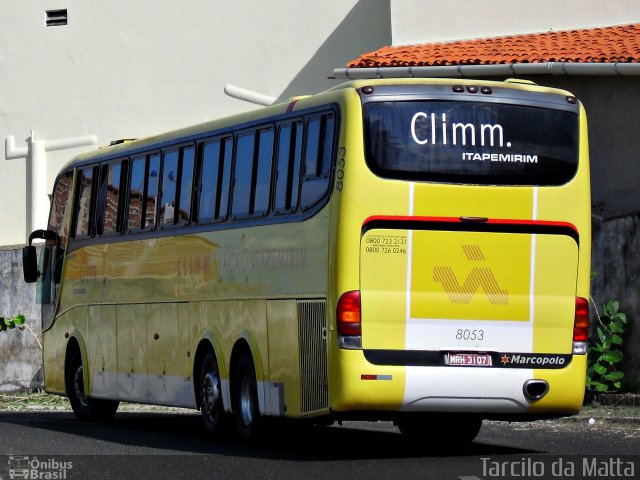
24;78;591;443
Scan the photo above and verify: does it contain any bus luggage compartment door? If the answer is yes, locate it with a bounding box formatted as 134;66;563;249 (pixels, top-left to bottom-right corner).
359;225;579;356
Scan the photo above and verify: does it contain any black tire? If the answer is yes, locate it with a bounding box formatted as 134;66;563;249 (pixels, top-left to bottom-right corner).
232;352;261;441
199;350;229;438
66;350;119;422
395;414;482;445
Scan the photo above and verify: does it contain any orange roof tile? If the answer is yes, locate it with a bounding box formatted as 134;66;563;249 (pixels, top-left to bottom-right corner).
347;23;640;68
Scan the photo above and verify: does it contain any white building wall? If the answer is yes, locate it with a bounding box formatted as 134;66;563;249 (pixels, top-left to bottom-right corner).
0;0;391;246
391;0;640;45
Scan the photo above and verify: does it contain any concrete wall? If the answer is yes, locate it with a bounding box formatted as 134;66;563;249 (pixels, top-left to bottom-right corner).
528;76;640;218
592;214;640;390
0;247;42;391
390;0;640;44
0;0;391;246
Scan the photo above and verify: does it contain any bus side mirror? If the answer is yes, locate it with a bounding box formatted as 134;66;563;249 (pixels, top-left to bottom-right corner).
23;245;38;283
23;229;61;285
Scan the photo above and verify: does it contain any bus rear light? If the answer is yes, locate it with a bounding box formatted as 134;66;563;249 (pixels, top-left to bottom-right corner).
573;297;589;341
573;297;590;354
337;290;361;336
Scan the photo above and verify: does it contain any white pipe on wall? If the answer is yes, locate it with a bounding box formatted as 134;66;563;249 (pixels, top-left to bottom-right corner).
224;84;277;106
5;131;97;240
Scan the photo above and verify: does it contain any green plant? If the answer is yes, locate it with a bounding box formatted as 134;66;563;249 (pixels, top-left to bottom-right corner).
586;299;628;393
0;314;42;350
0;314;25;332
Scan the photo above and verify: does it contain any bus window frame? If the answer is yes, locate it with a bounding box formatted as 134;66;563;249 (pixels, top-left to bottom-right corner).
159;143;197;229
230;126;275;221
273;118;304;216
97;158;129;237
253;126;275;218
195;135;233;225
62;103;340;251
47;170;75;249
127;151;161;233
299;112;336;212
177;143;196;227
72;164;99;239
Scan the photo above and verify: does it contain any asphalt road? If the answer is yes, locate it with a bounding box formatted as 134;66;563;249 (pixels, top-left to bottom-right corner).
0;411;638;480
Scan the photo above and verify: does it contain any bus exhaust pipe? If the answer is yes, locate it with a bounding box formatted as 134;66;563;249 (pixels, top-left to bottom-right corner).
523;379;550;401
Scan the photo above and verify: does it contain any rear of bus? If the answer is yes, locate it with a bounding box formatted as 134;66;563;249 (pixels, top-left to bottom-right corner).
329;79;590;436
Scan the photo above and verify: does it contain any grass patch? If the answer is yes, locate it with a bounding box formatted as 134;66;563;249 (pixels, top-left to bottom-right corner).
0;391;69;411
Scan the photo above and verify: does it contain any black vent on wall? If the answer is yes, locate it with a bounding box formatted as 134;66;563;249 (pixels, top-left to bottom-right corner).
46;9;68;27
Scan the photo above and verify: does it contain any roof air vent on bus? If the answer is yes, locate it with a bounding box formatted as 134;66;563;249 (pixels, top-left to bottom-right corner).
109;139;137;146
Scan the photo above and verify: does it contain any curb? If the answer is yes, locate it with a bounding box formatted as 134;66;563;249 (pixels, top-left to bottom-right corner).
588;393;640;407
563;416;640;425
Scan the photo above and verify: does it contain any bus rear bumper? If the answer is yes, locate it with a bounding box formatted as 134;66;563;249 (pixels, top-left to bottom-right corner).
329;350;586;417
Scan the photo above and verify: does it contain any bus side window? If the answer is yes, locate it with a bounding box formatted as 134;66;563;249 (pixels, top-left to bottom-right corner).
300;113;334;209
128;156;146;230
74;166;98;238
160;149;179;227
145;153;160;229
199;138;232;223
198;140;219;223
100;160;127;235
274;121;303;214
128;154;159;231
96;164;109;235
177;145;195;225
218;137;232;221
117;160;129;232
253;127;274;216
48;171;74;248
232;132;256;218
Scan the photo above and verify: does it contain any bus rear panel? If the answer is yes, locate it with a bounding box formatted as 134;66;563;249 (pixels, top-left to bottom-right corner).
330;80;590;420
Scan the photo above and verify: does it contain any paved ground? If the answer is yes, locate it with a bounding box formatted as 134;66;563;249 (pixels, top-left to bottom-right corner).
0;393;638;480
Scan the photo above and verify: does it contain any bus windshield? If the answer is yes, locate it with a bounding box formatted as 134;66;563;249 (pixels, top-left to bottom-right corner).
363;100;579;186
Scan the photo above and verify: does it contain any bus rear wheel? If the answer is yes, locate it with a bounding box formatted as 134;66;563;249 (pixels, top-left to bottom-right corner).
66;350;119;422
199;350;228;438
232;352;262;441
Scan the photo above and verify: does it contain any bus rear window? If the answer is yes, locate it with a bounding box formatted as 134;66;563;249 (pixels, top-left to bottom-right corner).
363;101;579;186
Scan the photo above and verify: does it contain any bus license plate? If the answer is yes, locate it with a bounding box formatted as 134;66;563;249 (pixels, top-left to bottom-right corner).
446;353;492;367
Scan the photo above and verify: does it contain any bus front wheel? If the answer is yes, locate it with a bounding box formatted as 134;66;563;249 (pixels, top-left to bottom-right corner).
199;350;228;437
66;350;119;422
232;352;261;441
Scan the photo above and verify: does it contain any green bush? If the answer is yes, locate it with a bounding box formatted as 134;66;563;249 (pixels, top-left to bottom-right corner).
586;300;628;393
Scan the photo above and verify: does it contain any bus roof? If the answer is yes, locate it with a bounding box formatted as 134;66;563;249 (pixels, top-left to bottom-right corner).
62;77;575;173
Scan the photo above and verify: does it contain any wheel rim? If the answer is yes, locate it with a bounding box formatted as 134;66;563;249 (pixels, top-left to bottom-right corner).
201;372;220;419
239;373;253;427
73;365;89;407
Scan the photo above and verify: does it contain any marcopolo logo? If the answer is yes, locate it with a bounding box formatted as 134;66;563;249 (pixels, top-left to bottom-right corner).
499;353;571;369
